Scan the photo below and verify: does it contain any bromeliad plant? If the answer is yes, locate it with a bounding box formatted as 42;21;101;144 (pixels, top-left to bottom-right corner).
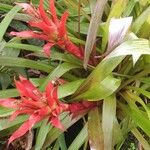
1;0;150;149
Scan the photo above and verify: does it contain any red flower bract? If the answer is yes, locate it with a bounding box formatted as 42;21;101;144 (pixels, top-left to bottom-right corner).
10;0;83;59
0;77;96;145
0;76;69;145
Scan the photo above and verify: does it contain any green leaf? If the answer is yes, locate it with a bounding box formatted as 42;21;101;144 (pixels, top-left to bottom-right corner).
0;73;11;89
107;39;150;65
0;106;14;117
73;56;124;99
88;107;104;150
58;79;84;99
89;0;97;14
64;0;90;19
68;22;89;35
35;119;51;150
58;133;67;150
68;125;88;150
132;128;150;150
124;91;150;120
132;6;150;33
107;0;128;21
126;86;150;99
0;40;6;52
123;0;138;17
122;91;150;137
0;115;28;131
73;75;121;101
138;14;150;38
102;95;116;150
67;21;101;36
131;108;150;137
51;51;82;66
0;5;21;42
0;57;52;73
6;42;42;53
40;62;80;91
52;140;60;150
0;89;18;99
112;118;123;146
0;3;13;12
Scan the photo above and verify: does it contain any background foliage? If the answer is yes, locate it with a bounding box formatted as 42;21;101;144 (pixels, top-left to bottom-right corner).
1;0;150;149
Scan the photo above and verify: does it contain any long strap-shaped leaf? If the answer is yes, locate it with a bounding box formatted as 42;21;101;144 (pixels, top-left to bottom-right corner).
0;5;21;42
68;124;88;150
102;94;116;150
84;0;108;68
88;107;104;150
0;57;52;73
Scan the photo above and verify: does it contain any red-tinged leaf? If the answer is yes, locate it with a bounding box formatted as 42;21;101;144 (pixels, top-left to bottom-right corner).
59;103;69;112
102;95;116;150
0;99;17;108
69;102;96;118
69;102;95;113
43;43;55;57
50;117;64;131
83;0;108;68
10;31;49;41
82;101;96;108
59;12;69;37
50;0;59;25
57;78;67;85
88;107;104;150
39;0;52;25
46;82;58;109
8;113;42;145
69;103;85;114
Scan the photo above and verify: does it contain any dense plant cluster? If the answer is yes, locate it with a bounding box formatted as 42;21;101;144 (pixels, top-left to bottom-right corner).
0;0;150;149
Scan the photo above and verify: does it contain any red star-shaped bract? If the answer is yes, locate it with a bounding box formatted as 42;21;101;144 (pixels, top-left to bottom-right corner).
10;0;83;59
0;76;68;144
0;77;96;145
